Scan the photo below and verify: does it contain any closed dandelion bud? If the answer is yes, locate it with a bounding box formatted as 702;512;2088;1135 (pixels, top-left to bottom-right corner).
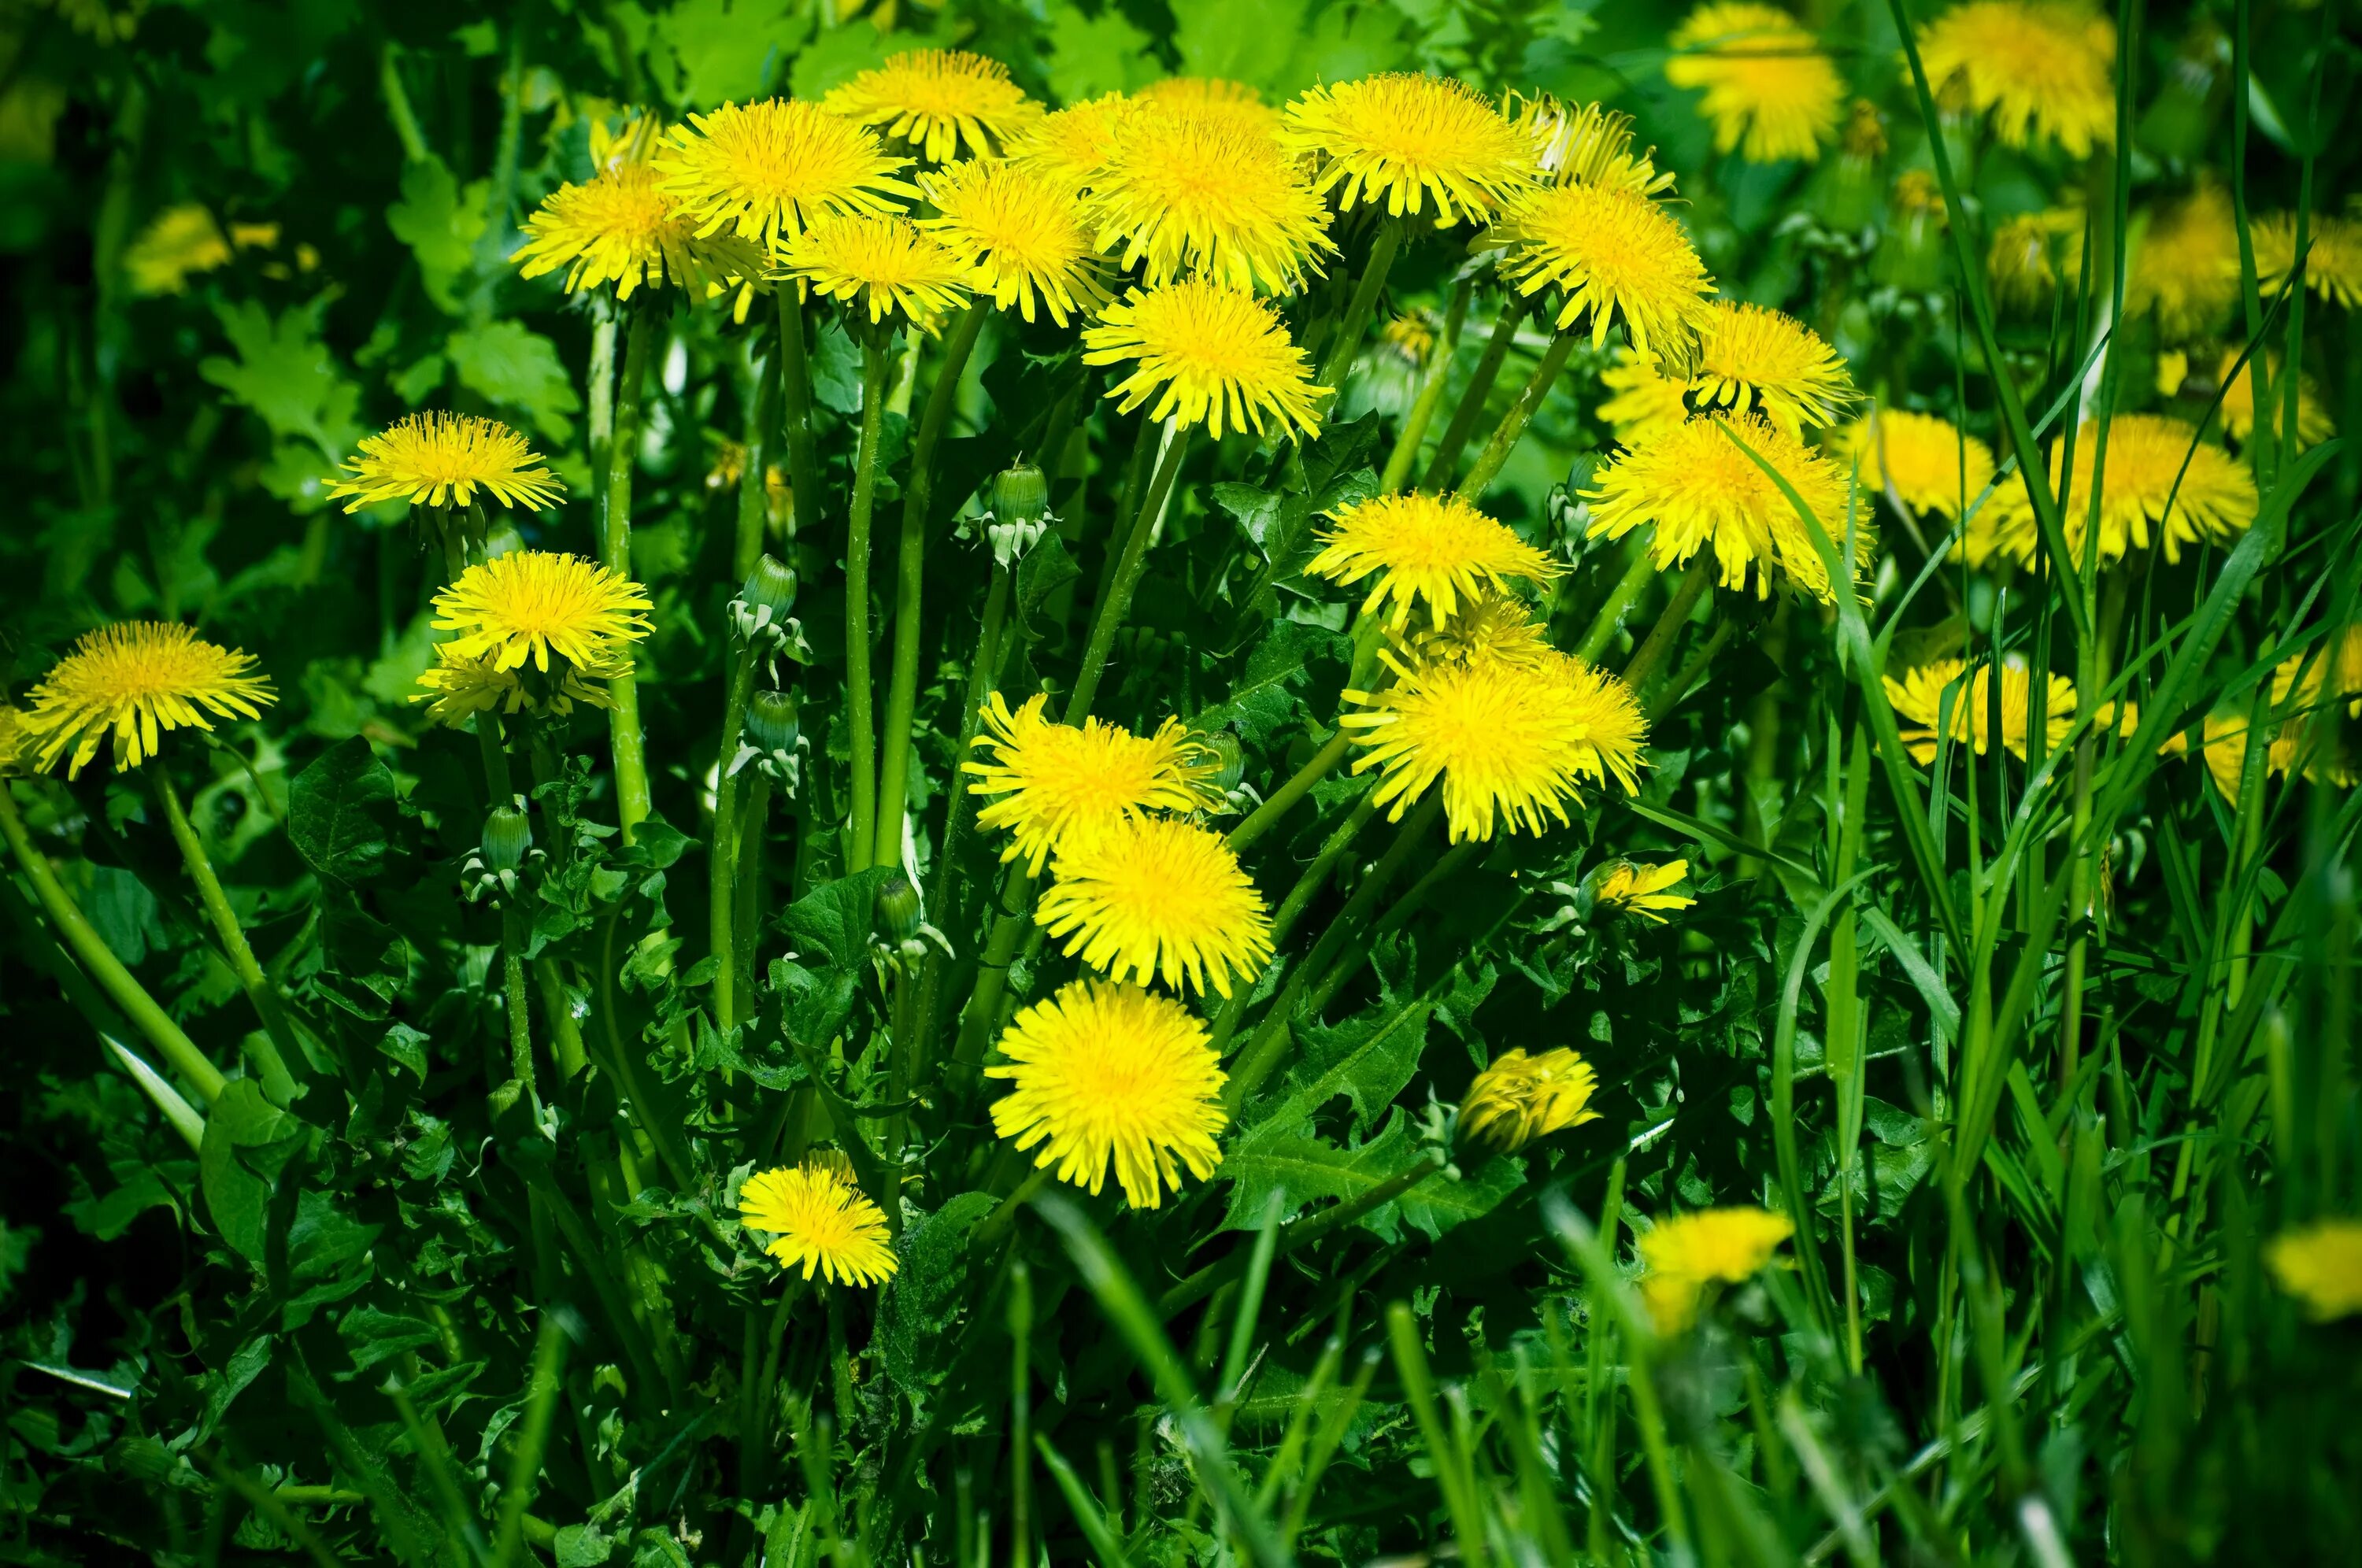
1201;730;1245;793
481;805;532;874
740;554;799;620
875;873;923;945
746;689;802;755
987;461;1053;568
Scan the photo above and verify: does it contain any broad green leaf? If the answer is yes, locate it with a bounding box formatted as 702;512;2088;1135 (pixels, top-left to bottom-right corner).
288;738;398;884
385;154;488;316
1046;6;1161;102
198;297;362;459
446;320;583;442
199;1081;305;1265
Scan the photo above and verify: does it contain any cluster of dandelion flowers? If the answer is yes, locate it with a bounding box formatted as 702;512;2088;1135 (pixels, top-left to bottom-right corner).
822;48;1042;165
1884;658;2077;764
1487;181;1717;364
1826;410;1997;520
739;1161;898;1287
2265;1219;2362;1322
1596;349;1692;448
1593;860;1695;923
779;215;975;329
1583;412;1861;603
1687;302;1855;435
657;101;918;257
964;693;1226;875
1084;280;1330;442
1035;816;1275;1000
432;551;653;679
2251;209;2362;311
1281;73;1535;227
1975;413;2259;568
1665;2;1845;164
1916;0;2115;157
1638;1207;1795;1333
2127;181;2238;342
1305;492;1559;634
918;159;1107;326
327;412;564;521
20;623;276;777
987;980;1227;1210
512;158;764;301
1086;109;1335;296
1461;1048;1601;1153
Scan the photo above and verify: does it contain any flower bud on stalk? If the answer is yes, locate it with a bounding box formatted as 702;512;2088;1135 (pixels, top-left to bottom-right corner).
986;460;1053;568
481;805;533;873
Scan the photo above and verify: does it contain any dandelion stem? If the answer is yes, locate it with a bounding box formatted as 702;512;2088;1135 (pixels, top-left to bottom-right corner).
1455;329;1576;501
734;339;783;582
603;302;659;843
1421;299;1524;492
1227;727;1353;855
1380;277;1472;494
1574;538;1659;664
776;291;824;538
150;766;308;1082
710;639;761;1034
844;330;895;874
1068;422;1190;724
1210;786;1379;1056
1318;216;1406;394
918;560;1013;1062
1619;555;1713;693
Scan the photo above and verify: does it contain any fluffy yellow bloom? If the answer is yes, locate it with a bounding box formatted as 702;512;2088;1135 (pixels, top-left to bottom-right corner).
1083;279;1329;442
1666;2;1845;164
1460;1048;1601;1152
988;981;1227;1210
1516;97;1675;196
327;413;564;519
821;48;1042;165
1688;301;1855;435
1884;658;2077;762
778;214;974;328
2266;1219;2362;1321
1409;592;1556;669
657;100;917;257
739;1161;898;1286
1594;859;1695;923
1283;72;1536;227
2171;349;2335;448
431;552;653;678
1134;76;1281;139
1987;208;2084;310
1487;182;1717;364
124;204;232;295
1825;410;1997;520
2127;181;2238;342
1008;93;1135;194
1305;492;1560;633
1086;105;1335;295
918;158;1107;325
1916;1;2116;157
1035;816;1275;1000
2166;633;2362;798
411;651;613;726
513;158;763;300
2252;209;2362;310
1639;1207;1794;1332
963;693;1226;875
1975;414;2258;568
1596;349;1692;448
1583;412;1865;602
20;624;276;778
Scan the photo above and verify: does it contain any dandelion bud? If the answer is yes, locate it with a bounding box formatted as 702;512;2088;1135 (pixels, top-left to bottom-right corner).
740;554;799;619
746;689;801;755
875;873;923;945
1200;730;1245;793
987;461;1053;568
481;805;532;874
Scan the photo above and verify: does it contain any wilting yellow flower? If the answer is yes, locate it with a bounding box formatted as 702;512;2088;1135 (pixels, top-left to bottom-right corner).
1688;301;1855;435
20;623;276;777
124;204;232;295
1488;182;1717;365
2174;349;2335;448
1594;859;1694;923
739;1161;898;1286
1885;658;2077;762
657;101;917;257
513;159;762;300
1666;2;1845;164
1008;93;1135;194
1638;1207;1794;1332
1036;816;1275;1000
1826;410;1997;520
1987;208;2085;309
1283;73;1535;227
964;693;1225;875
1134;76;1282;139
1342;648;1648;841
412;651;613;725
2252;209;2362;310
1305;492;1560;633
327;413;565;521
1916;1;2116;157
988;980;1227;1210
1596;349;1692;448
821;48;1042;165
1584;412;1865;602
779;215;974;328
2127;181;2238;342
1975;414;2259;567
1083;279;1329;442
1461;1048;1601;1152
1086;105;1335;294
918;158;1106;326
2266;1219;2362;1321
1516;97;1675;197
431;552;653;679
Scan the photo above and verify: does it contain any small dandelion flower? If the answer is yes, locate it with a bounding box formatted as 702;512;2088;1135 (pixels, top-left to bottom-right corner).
411;651;614;726
1987;208;2085;309
1487;182;1718;365
1461;1048;1602;1152
327;413;565;521
1916;0;2116;157
1687;301;1856;435
513;158;764;300
124;204;233;295
821;48;1043;165
779;214;975;329
2252;209;2362;310
1596;349;1694;448
1282;73;1537;227
1516;97;1675;196
1976;413;2258;567
1826;410;1997;520
1666;2;1846;164
1884;658;2078;762
431;551;653;677
988;980;1227;1210
2128;181;2239;342
1410;592;1556;669
739;1161;898;1286
20;623;276;777
964;693;1226;875
657;101;919;257
919;158;1107;326
1087;107;1336;295
1305;491;1560;632
1035;816;1275;1000
2185;349;2334;448
1639;1207;1794;1333
2266;1219;2362;1321
1008;93;1135;194
1594;860;1695;923
1381;312;1438;366
1083;279;1330;442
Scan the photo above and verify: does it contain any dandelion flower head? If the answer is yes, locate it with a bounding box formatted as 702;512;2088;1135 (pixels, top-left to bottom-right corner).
2176;349;2334;448
1826;410;1996;520
1977;413;2258;568
821;48;1042;165
1086;105;1335;295
1008;93;1135;194
739;1161;898;1286
964;693;1226;875
1035;815;1275;1000
20;623;276;778
124;204;232;295
1666;2;1846;164
657;100;918;256
1305;491;1560;633
2252;209;2362;311
1461;1048;1602;1152
779;214;975;328
1283;73;1537;227
1517;97;1675;196
1987;207;2084;309
1083;279;1330;442
431;551;653;679
1688;301;1856;435
2127;180;2238;342
1593;859;1695;923
2266;1219;2362;1322
513;156;764;301
919;158;1107;325
1885;658;2077;763
1596;349;1693;448
327;413;565;521
1408;591;1556;670
1916;0;2116;157
1488;181;1717;365
1133;76;1282;139
1639;1206;1795;1331
412;651;613;727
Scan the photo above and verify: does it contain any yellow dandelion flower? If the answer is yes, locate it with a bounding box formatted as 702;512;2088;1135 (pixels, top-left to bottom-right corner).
1916;1;2116;157
327;413;565;519
1086;106;1335;295
1884;658;2077;762
1409;591;1556;668
1825;410;1997;520
963;693;1225;875
431;551;653;677
2127;181;2238;342
1134;76;1281;139
1597;349;1693;448
2252;209;2362;310
1382;312;1439;366
987;980;1227;1210
1305;491;1559;632
411;650;613;727
1008;93;1135;194
821;48;1042;165
779;214;974;328
1487;182;1718;365
738;1161;898;1286
2186;349;2335;448
512;159;763;300
2267;1219;2362;1321
0;705;29;776
20;623;276;778
1516;97;1675;196
1035;816;1275;1000
1583;412;1865;603
1083;279;1329;442
1282;72;1536;227
1460;1047;1601;1152
124;205;232;296
656;100;918;257
1666;2;1846;164
1594;859;1695;923
1688;301;1856;435
1976;413;2258;567
918;158;1107;326
2160;710;2267;801
1638;1207;1794;1332
1341;648;1648;842
1987;207;2085;309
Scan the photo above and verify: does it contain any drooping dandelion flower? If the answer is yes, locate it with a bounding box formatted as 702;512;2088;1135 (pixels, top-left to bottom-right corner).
964;693;1226;875
1305;492;1560;633
1083;279;1329;442
1638;1207;1794;1332
1516;96;1675;196
1282;73;1536;227
1884;658;2077;762
1987;208;2085;309
1596;349;1692;448
1035;816;1275;1000
2266;1219;2362;1321
1460;1048;1602;1152
2175;349;2336;448
1487;182;1717;364
2252;209;2362;311
657;100;918;257
1086;106;1335;295
1826;410;1997;520
1976;413;2258;567
1134;76;1281;139
987;980;1227;1210
2127;181;2238;342
124;204;232;295
1916;1;2116;158
1687;301;1855;435
1665;2;1845;164
513;157;763;300
411;651;613;726
1594;860;1695;923
1583;412;1865;602
821;48;1042;165
20;623;276;777
431;551;653;677
918;159;1107;325
1008;93;1135;194
328;413;565;524
739;1160;898;1286
779;214;975;328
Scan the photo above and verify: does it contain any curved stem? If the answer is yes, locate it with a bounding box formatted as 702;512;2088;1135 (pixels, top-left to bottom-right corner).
1420;301;1523;493
604;305;658;843
709;642;761;1033
1317;217;1406;393
843;331;894;873
776;291;823;538
1379;277;1472;495
1619;554;1713;694
1454;330;1575;501
1067;423;1190;724
1573;538;1659;664
150;767;306;1078
1227;728;1353;856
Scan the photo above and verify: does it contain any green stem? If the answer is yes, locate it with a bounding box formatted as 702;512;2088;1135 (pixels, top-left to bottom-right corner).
776;292;824;538
1420;301;1523;493
953;862;1035;1084
490;1321;568;1568
1317;217;1406;393
733;775;772;1030
1067;423;1191;724
1209;788;1379;1056
917;562;1013;1059
535;957;587;1080
734;342;783;582
150;767;306;1078
1454;331;1575;501
1379;278;1472;495
499;909;539;1108
709;642;761;1034
1227;728;1353;856
605;305;658;843
844;331;895;873
1618;555;1712;693
1574;538;1659;664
